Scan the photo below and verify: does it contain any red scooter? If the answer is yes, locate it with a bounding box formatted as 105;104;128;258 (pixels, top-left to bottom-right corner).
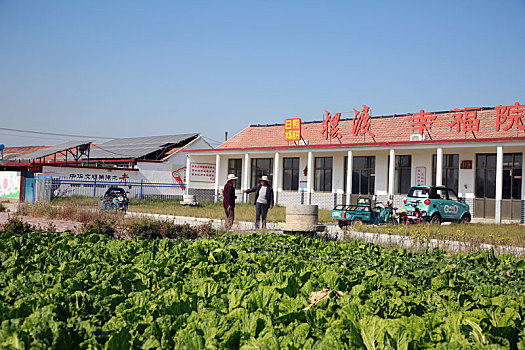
398;200;426;224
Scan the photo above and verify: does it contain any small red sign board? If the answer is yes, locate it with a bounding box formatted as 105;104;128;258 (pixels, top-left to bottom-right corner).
284;118;301;141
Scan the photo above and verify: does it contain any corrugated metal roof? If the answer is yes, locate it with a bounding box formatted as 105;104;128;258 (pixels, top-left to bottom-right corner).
88;134;198;159
14;140;92;160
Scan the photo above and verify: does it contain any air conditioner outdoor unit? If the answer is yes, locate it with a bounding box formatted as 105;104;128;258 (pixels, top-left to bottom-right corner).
410;134;426;141
296;140;309;146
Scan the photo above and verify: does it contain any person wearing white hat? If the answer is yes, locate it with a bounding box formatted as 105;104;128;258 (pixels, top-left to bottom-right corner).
243;175;274;230
223;174;238;230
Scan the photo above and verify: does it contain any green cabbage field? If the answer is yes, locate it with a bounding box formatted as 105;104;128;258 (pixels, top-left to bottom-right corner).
1;229;525;349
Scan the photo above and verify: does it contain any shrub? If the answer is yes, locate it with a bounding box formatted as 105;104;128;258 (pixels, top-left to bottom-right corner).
126;218;165;240
41;222;57;233
2;216;35;234
82;218;116;237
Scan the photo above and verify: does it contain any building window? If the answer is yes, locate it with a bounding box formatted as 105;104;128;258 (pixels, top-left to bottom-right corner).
227;158;242;189
395;155;411;194
503;153;522;200
475;154;496;199
251;158;273;187
314;157;332;192
344;156;375;195
282;157;299;191
432;154;459;192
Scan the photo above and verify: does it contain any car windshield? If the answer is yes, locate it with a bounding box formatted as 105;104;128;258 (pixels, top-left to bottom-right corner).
407;187;429;198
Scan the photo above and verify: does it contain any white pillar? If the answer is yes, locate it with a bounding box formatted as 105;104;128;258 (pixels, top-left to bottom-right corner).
307;151;313;205
185;155;191;195
243;153;250;202
495;146;503;223
214;154;220;202
436;147;443;187
388;149;395;197
273;152;280;205
346;150;353;205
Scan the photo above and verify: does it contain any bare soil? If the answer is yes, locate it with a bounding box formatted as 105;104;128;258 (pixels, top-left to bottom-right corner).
0;212;81;232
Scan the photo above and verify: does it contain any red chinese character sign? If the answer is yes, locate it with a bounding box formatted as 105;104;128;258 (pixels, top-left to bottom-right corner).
352;105;375;138
409;109;436;135
119;173;129;185
321;111;342;140
311;102;524;143
415;167;426;186
448;107;480;133
284;118;301;141
496;102;525;131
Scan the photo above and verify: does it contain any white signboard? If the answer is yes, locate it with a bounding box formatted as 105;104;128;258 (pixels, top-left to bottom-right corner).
0;171;21;199
43;166;140;184
190;163;215;183
415;167;426;186
299;180;308;193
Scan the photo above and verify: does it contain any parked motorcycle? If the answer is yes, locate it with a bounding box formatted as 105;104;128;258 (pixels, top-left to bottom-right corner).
374;199;399;225
398;199;426;224
99;186;129;213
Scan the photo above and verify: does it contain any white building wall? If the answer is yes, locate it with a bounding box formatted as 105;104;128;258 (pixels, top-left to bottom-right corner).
137;162;177;183
458;148;476;199
411;149;434;186
188;142;525;220
375;151;389;198
216;155;246;203
297;152;309;190
332;153;345;195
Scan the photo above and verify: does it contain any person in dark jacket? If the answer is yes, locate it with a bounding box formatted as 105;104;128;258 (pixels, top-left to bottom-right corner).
243;175;274;230
223;174;237;230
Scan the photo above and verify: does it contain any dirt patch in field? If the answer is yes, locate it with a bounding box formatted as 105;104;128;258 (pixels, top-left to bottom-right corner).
0;212;81;233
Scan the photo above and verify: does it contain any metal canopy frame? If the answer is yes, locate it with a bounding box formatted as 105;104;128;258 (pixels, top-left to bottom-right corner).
22;141;92;165
88;134;198;161
45;143;91;165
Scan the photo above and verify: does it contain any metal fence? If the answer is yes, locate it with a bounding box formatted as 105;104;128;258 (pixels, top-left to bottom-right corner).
34;175;186;202
34;174;53;203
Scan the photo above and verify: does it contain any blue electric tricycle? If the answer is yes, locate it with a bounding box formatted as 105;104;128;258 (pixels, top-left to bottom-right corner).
331;197;399;228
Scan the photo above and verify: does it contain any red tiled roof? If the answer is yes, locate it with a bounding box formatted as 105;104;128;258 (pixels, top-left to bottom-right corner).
161;146;182;160
4;145;53;155
216;106;525;150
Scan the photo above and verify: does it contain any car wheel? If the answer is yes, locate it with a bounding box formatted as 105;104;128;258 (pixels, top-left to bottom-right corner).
430;213;441;224
352;218;363;226
460;214;471;223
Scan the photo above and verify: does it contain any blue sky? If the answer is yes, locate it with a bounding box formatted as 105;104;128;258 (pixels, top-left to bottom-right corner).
1;0;524;147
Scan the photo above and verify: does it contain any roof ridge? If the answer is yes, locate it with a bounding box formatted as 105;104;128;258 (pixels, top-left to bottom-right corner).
217;125;252;149
247;106;498;128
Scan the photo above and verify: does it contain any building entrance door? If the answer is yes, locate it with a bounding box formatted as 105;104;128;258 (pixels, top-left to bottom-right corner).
475;154;496;218
475;153;522;220
23;172;35;202
502;153;522;220
344;156;375;205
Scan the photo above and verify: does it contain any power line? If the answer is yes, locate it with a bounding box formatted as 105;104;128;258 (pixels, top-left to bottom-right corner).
202;136;223;145
0;132;76;143
0;127;115;140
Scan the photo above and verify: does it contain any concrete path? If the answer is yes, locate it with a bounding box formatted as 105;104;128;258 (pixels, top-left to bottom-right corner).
126;211;525;257
3;203;524;257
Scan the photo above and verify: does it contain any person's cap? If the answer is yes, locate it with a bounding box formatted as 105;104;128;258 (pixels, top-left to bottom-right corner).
227;174;238;180
260;175;269;182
